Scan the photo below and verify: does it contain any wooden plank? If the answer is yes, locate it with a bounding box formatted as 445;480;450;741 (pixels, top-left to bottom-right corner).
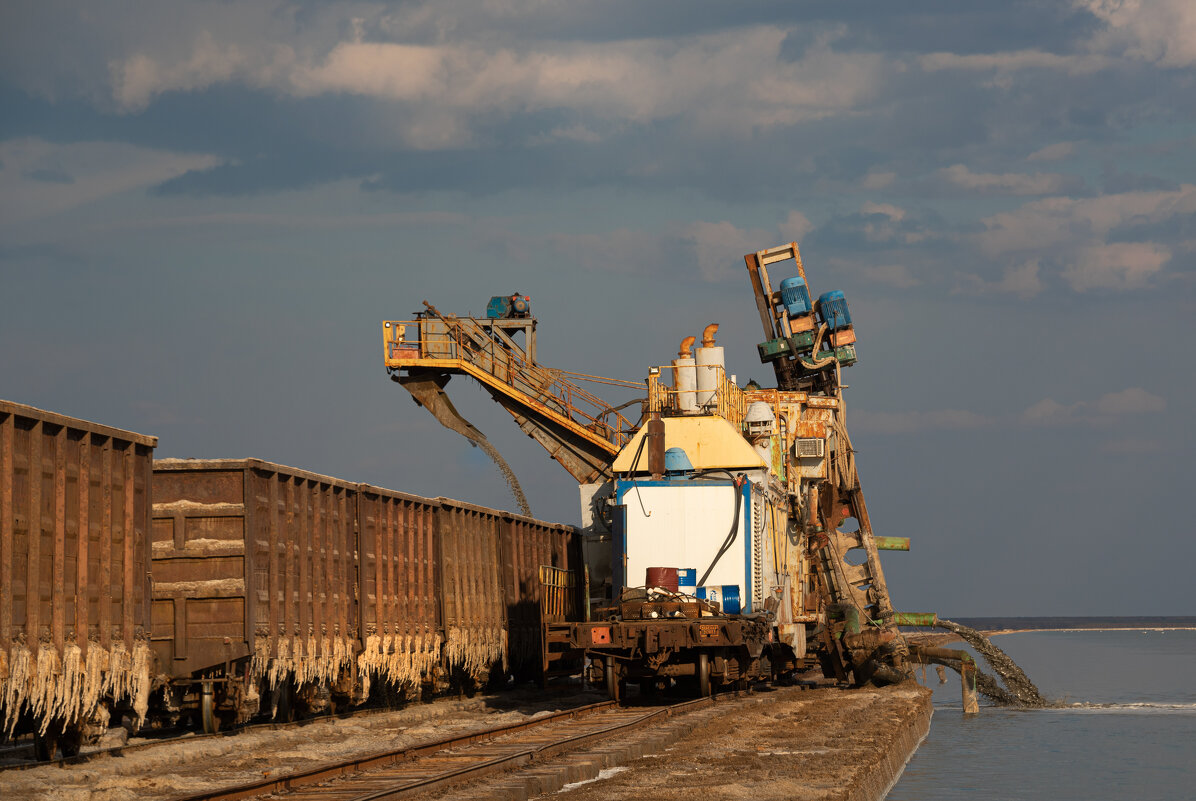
243;468;257;656
123;445;135;650
1;413;13;644
404;501;414;644
310;482;323;646
27;421;42;646
299;476;310;649
52;425;66;653
269;474;280;658
100;437;112;648
284;478;296;646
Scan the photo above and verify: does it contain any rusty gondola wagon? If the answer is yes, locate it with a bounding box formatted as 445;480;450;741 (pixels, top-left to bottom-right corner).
149;459;584;733
0;400;156;757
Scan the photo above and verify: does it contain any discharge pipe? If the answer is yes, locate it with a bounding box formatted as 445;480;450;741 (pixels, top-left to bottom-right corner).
674;336;698;413
695;324;724;410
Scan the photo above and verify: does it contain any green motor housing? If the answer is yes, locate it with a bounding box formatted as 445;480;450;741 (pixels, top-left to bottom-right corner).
757;337;793;362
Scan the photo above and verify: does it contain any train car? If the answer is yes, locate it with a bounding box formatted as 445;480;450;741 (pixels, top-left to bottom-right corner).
151;458;585;732
150;459;360;731
353;488;584;697
0;400;156;756
355;484;443;701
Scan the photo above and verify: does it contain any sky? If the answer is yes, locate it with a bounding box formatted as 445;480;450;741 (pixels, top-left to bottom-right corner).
1;1;1193;617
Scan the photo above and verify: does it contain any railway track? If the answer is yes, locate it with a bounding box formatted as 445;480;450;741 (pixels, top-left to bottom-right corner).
176;694;735;801
0;704;403;771
0;687;599;772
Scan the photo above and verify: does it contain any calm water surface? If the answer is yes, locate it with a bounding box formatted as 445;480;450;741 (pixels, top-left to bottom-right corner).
887;629;1196;800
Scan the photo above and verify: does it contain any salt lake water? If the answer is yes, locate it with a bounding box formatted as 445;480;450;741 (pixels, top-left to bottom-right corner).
887;628;1196;800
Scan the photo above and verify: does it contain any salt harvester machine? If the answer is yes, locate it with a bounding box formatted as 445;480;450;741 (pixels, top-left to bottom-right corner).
382;243;926;695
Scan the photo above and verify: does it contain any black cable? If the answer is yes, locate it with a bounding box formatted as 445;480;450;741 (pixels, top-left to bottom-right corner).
697;474;746;587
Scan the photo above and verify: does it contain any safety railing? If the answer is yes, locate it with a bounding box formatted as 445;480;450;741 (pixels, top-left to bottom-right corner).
538;565;579;622
384;316;640;450
645;364;747;430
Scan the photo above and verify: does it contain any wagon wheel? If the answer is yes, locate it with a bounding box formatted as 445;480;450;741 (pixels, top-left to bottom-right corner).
696;653;711;698
201;683;220;734
604;656;621;702
272;682;296;723
33;732;58;761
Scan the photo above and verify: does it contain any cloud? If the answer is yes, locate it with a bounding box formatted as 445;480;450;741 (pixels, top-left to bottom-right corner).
1099;437;1165;455
0;138;222;227
969;184;1196;293
481;210;814;284
859;202;905;222
918;49;1109;76
1062;241;1170;290
1023;397;1085;425
1023;387;1166;426
862;387;1168;436
956;259;1044;298
849;409;995;435
111;31;250;112
781;210;814;241
977;185;1196;256
687;220;776;282
861;171;897;190
104;25;889;146
1079;0;1196;67
1093;387;1166;415
1027;142;1076;162
939;164;1081;196
860;264;921;289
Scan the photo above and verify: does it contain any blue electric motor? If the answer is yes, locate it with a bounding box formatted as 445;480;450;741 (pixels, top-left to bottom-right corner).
486;293;531;319
816;290;852;330
779;276;812;317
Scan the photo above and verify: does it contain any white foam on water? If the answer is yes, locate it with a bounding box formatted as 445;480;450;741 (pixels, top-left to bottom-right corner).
1057;701;1196;714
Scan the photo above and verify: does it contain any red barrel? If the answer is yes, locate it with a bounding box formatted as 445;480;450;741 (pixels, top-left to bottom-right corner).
645;566;680;591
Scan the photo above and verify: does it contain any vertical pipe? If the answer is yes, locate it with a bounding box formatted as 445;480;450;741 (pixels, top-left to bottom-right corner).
27;421;42;647
961;659;980;715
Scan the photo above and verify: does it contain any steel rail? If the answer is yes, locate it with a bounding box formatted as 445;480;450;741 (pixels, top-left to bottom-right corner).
0;702;426;772
0;691;595;773
176;696;723;801
172;699;616;801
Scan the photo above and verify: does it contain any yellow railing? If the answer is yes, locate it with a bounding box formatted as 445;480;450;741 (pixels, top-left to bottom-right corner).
384;318;639;449
538;565;578;622
646;363;746;430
